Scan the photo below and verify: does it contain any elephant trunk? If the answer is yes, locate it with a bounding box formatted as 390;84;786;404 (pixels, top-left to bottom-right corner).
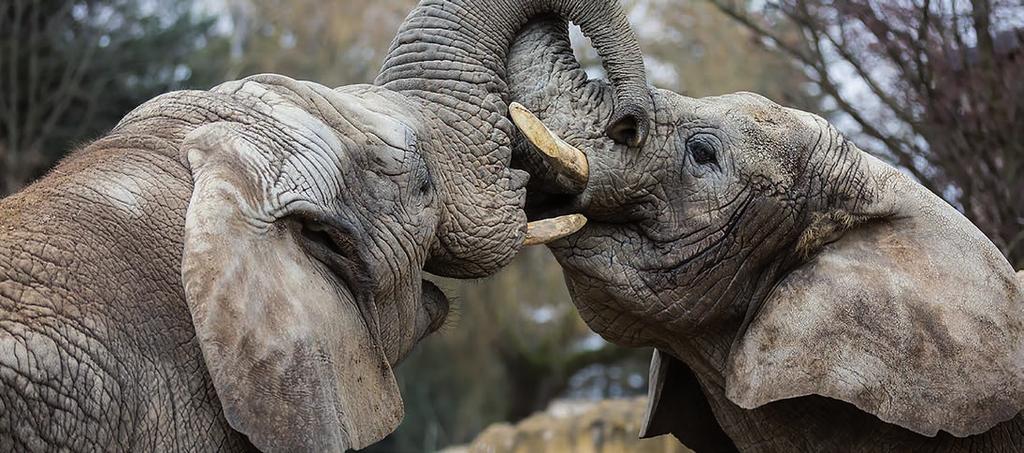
376;0;649;145
375;0;649;278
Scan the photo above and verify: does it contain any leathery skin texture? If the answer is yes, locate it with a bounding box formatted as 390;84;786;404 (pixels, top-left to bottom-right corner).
0;130;249;451
0;0;653;450
508;19;1024;453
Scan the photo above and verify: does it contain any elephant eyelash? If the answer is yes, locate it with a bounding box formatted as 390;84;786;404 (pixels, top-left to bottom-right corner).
688;138;718;166
301;224;350;261
685;133;724;172
289;212;374;298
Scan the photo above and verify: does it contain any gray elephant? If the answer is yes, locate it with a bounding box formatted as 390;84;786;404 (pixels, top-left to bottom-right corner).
506;19;1024;452
0;2;649;451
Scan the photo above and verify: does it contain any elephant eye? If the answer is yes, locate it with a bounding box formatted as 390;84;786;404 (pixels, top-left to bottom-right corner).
687;134;719;167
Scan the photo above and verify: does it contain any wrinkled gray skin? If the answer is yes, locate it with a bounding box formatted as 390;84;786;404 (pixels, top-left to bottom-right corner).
0;2;649;451
509;20;1024;452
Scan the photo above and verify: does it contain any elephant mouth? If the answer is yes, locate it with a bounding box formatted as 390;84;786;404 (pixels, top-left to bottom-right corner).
510;102;592;246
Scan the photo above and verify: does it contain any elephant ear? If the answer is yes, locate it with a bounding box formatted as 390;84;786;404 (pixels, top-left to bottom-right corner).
180;122;402;451
641;349;738;452
726;153;1024;437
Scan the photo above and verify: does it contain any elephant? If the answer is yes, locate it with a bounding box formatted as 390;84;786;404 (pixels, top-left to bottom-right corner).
504;19;1024;452
0;1;650;451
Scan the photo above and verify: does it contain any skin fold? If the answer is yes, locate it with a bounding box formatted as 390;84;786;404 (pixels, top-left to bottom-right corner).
0;1;649;451
508;19;1024;453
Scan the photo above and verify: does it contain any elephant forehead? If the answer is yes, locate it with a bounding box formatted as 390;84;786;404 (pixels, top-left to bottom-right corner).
205;80;347;204
221;76;420;154
694;93;810;185
208;78;424;211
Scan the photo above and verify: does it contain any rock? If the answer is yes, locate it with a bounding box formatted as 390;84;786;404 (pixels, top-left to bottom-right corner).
441;397;692;453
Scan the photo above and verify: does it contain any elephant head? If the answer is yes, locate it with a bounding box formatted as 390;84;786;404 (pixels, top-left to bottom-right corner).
176;79;440;451
506;19;1024;447
167;1;649;451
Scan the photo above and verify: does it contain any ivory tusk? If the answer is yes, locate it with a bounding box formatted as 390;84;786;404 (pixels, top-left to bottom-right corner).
509;102;590;186
524;214;588;246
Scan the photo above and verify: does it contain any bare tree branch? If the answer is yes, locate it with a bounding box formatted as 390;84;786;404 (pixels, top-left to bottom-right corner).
706;0;1024;266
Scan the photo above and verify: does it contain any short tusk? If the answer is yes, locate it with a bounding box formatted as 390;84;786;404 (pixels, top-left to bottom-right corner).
524;214;588;246
509;102;589;187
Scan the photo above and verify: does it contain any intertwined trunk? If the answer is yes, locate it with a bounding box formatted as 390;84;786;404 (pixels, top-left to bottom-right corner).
377;0;649;133
374;0;650;278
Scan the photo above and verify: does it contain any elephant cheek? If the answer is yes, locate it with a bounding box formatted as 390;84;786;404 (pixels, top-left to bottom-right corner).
386;279;450;365
426;161;529;278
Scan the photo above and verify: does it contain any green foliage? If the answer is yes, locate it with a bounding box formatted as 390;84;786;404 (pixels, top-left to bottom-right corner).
213;0;417;87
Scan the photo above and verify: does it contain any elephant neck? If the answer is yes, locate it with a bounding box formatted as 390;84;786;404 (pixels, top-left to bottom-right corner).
665;327;734;388
664;261;790;388
690;367;1024;451
0;134;192;306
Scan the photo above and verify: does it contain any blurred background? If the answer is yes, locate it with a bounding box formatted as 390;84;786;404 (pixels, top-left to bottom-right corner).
1;0;1020;451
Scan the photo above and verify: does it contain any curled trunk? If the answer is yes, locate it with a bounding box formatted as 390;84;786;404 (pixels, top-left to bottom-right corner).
377;0;649;144
375;0;649;278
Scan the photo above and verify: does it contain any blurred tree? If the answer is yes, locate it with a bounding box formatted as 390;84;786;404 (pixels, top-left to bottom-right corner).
708;0;1024;267
0;0;221;195
572;0;821;109
216;0;416;87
